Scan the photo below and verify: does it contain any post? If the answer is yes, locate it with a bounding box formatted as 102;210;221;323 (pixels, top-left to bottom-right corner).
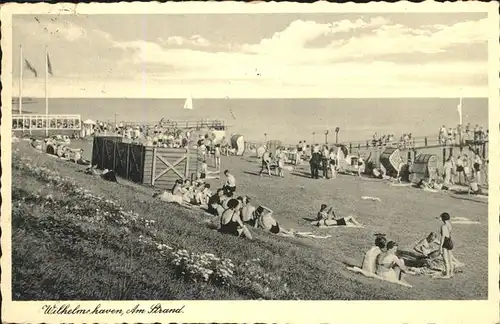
482;142;486;160
442;148;446;166
126;144;130;180
424;137;428;147
112;140;117;172
45;46;49;137
185;147;190;180
19;45;23;114
349;143;352;152
151;147;157;186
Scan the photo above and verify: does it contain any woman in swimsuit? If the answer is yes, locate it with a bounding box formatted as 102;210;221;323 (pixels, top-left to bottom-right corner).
255;206;293;236
240;196;257;226
362;235;387;274
376;241;409;283
219;198;252;239
439;212;455;278
310;204;362;227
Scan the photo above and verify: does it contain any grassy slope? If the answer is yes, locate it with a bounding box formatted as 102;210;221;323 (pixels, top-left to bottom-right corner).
11;141;488;300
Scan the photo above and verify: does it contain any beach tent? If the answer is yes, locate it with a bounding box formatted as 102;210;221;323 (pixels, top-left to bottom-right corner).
83;119;96;125
230;134;245;156
379;147;402;177
410;154;439;184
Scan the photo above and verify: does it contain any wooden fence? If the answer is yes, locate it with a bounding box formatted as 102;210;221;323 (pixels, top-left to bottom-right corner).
91;136;219;190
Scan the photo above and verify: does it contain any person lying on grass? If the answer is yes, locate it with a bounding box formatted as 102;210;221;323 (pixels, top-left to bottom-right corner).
219;198;253;239
254;206;294;236
69;149;91;165
362;235;387;274
376;241;410;285
310;204;363;227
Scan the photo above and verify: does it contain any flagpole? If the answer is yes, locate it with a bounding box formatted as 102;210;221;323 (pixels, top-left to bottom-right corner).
45;46;49;137
459;96;463;126
19;45;23;114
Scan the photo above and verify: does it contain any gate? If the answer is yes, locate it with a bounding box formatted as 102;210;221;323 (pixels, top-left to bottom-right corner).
145;147;199;189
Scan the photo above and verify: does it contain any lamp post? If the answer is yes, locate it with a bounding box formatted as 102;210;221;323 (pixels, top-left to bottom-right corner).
324;130;329;145
264;133;267;144
335;127;340;144
312;132;316;144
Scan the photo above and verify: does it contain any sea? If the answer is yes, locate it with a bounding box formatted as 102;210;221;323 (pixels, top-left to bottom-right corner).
14;97;489;143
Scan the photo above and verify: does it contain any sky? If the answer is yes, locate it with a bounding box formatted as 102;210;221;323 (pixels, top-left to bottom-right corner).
11;13;489;98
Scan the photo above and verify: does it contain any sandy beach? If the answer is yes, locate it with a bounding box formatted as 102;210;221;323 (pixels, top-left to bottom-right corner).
11;139;488;300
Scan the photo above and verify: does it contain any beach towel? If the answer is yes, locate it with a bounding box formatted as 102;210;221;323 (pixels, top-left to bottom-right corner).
294;232;332;239
451;216;480;225
361;196;381;202
390;182;411;187
346;266;412;288
316;224;364;229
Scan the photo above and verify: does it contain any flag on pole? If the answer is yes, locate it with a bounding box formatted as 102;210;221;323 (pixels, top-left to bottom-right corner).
47;53;53;76
457;97;463;125
24;58;38;77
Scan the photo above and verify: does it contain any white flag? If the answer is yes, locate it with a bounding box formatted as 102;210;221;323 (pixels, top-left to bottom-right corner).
457;97;463;125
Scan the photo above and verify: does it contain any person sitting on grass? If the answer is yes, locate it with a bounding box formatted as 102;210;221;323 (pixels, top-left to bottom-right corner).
414;232;441;259
361;235;387;275
255;206;294;236
219;198;253;239
241;196;257;226
412;232;464;271
207;188;224;216
194;183;211;206
376;241;410;284
218;191;235;215
222;170;237;195
310;204;362;227
179;179;192;194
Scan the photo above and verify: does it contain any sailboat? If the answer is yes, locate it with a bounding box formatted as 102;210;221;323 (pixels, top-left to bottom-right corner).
183;95;193;110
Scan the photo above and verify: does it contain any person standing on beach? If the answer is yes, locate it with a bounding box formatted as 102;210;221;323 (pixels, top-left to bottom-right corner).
310;151;321;179
297;141;304;161
438;212;454;279
214;144;221;170
259;151;272;177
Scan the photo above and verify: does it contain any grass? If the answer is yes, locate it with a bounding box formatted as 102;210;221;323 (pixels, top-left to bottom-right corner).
11;141;488;300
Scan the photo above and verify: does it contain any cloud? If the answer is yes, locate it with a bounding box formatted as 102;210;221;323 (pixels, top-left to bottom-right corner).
242;17;390;55
13;15;489;98
161;34;211;47
17;17;88;42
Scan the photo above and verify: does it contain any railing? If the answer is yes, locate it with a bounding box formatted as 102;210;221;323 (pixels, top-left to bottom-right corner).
118;119;228;130
245;135;489;153
12;114;82;131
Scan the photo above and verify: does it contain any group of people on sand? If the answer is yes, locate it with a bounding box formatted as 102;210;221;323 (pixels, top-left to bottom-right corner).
360;212;462;283
259;150;287;177
309;144;342;179
369;133;413;149
155;169;293;239
438;123;488;145
31;137;90;165
443;152;486;187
